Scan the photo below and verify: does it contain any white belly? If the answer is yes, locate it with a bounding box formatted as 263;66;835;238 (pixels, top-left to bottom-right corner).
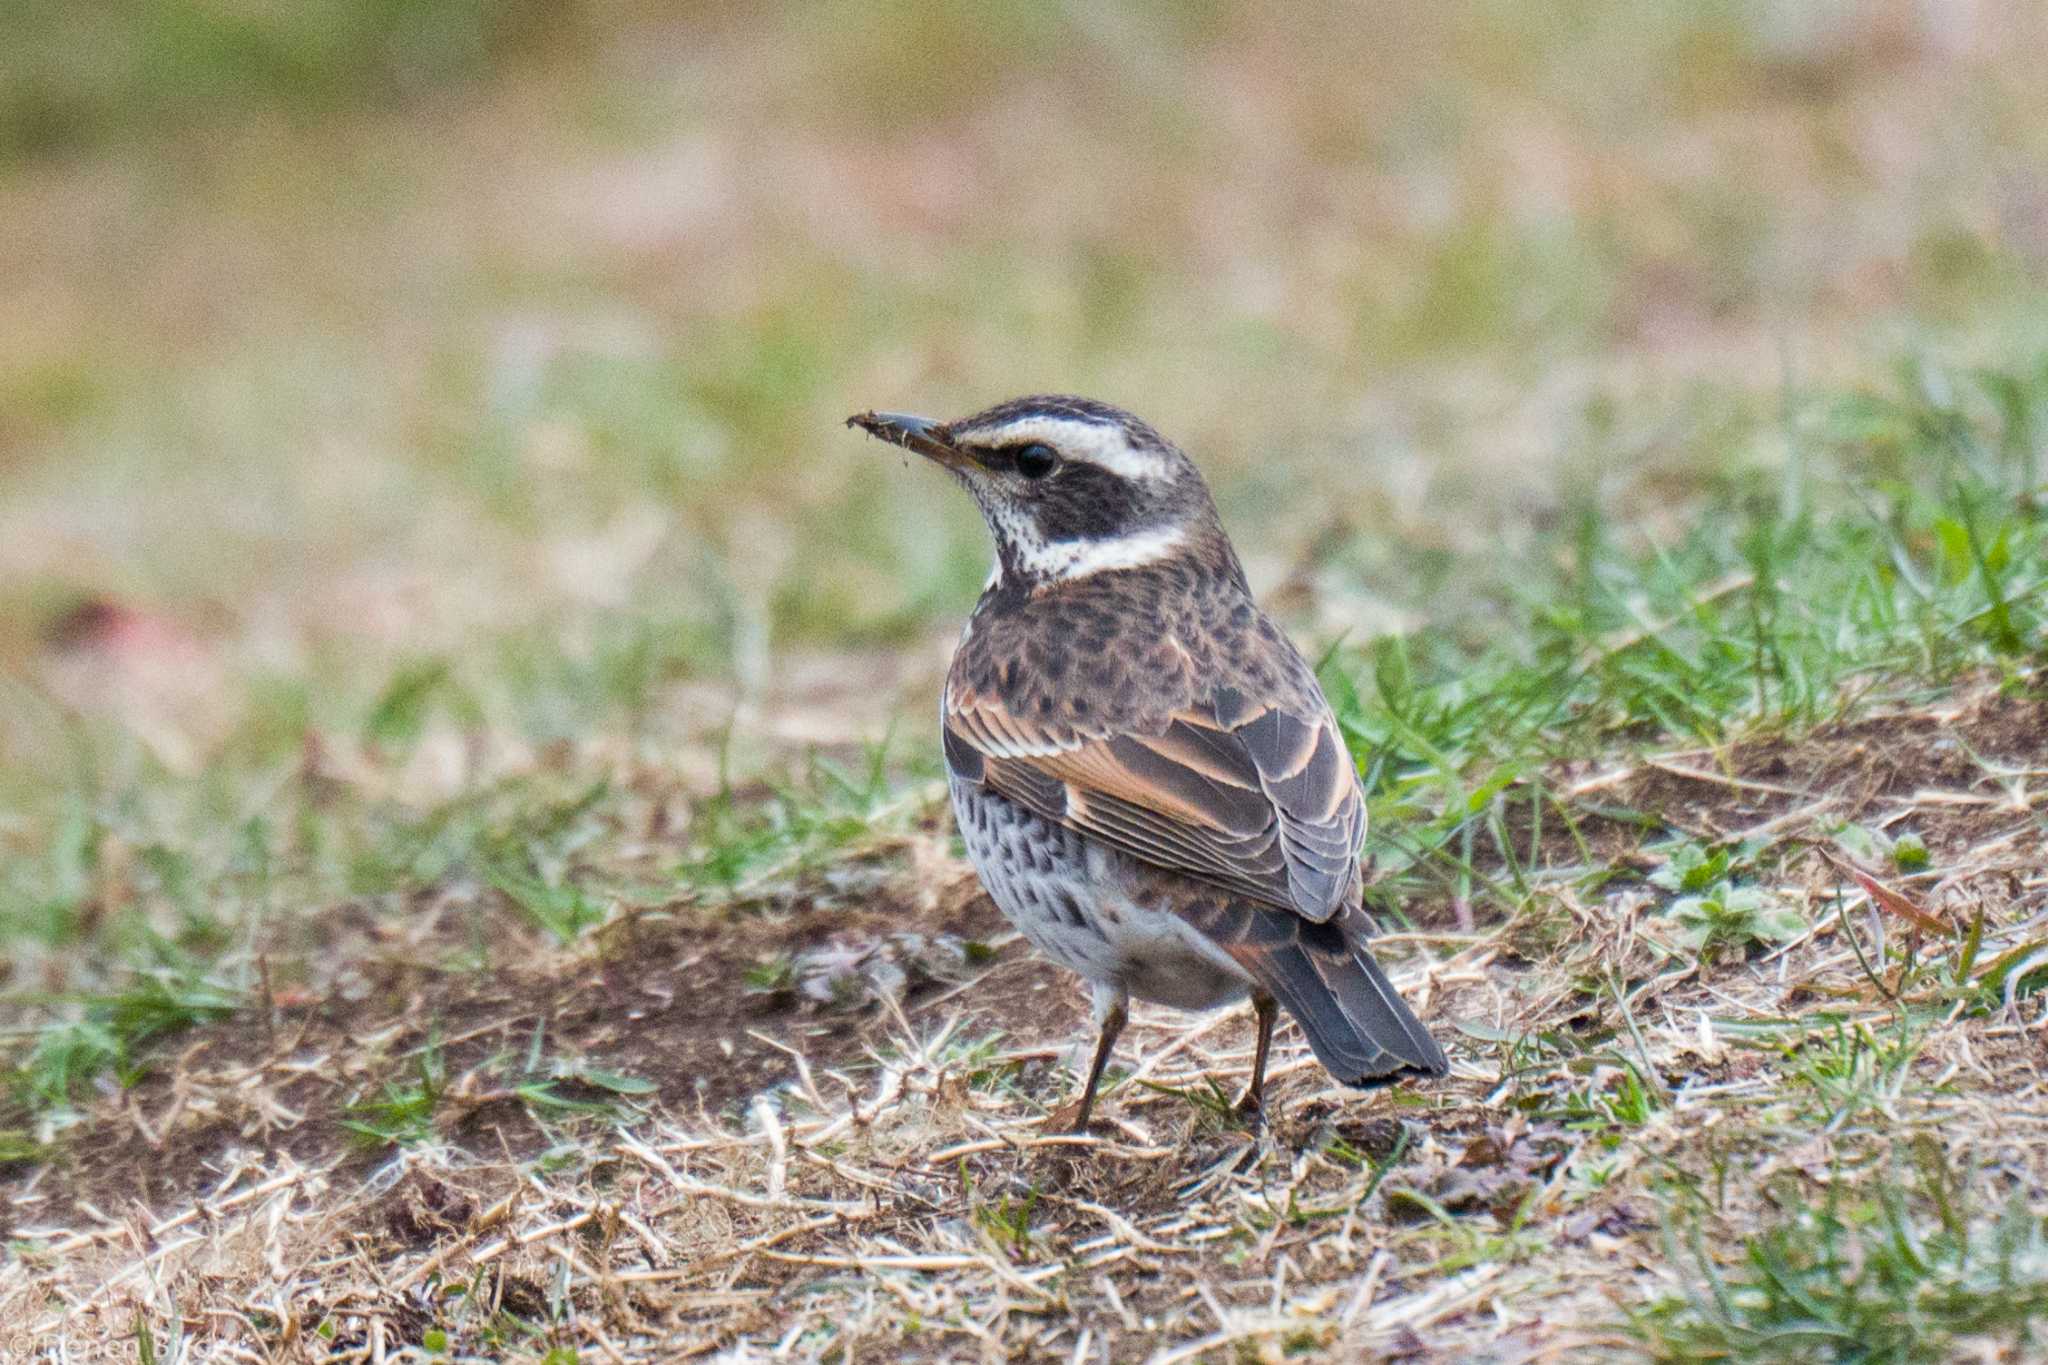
949;775;1250;1011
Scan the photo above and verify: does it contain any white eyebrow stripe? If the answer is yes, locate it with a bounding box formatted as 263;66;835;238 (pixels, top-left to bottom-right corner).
1012;522;1188;582
955;415;1171;481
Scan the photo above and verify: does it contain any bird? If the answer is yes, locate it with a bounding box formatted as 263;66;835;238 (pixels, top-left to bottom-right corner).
848;395;1448;1132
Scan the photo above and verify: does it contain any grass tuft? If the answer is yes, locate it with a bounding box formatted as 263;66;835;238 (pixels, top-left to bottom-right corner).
1641;1143;2048;1363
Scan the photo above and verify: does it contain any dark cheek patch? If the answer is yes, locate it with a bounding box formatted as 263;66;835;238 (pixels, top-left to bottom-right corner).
1030;464;1142;542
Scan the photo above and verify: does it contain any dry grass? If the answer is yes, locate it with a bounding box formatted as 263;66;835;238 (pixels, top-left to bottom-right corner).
5;674;2044;1361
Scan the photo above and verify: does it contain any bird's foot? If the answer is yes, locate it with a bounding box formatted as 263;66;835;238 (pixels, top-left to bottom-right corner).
1044;1097;1096;1135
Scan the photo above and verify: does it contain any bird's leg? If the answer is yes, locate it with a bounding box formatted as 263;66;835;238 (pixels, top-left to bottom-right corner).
1048;988;1127;1133
1233;992;1278;1123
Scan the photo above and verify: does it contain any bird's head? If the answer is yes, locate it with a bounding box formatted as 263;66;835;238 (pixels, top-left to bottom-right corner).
848;394;1236;591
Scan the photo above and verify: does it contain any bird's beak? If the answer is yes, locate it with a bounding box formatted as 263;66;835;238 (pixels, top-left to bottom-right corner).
846;410;971;471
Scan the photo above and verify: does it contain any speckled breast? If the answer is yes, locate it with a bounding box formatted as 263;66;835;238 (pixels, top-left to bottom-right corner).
949;775;1116;977
947;774;1251;1011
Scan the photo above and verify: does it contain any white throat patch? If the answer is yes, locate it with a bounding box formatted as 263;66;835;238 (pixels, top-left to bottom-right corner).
957;415;1173;482
994;520;1189;586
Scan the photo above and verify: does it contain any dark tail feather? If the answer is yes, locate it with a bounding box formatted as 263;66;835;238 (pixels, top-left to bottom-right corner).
1189;903;1448;1086
1323;934;1451;1082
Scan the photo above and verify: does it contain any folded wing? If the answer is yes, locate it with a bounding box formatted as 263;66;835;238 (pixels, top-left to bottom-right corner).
943;687;1366;923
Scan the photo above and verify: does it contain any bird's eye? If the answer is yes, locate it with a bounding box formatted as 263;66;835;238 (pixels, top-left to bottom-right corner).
1013;443;1058;479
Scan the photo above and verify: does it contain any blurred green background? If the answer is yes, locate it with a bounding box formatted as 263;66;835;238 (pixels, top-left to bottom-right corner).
3;0;2045;800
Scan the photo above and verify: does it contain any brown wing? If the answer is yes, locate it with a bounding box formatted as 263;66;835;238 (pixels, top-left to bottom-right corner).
943;689;1366;922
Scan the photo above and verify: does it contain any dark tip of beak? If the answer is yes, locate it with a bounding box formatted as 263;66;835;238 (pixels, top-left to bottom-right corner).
846;409;963;464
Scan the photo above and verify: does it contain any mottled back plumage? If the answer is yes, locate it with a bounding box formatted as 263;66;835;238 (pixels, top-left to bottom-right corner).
944;551;1365;922
850;395;1448;1129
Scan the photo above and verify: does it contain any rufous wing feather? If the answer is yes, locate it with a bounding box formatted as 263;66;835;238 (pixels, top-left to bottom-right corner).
942;690;1367;922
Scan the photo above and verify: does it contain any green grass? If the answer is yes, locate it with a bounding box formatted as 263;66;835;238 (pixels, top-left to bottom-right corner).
340;1024;652;1149
673;738;940;898
1640;1142;2048;1363
12;970;240;1115
341;1039;451;1148
0;0;582;160
1338;356;2047;930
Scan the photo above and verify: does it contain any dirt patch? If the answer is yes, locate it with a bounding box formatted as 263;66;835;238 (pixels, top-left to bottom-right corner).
1511;677;2048;902
1612;681;2046;848
0;858;1086;1237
